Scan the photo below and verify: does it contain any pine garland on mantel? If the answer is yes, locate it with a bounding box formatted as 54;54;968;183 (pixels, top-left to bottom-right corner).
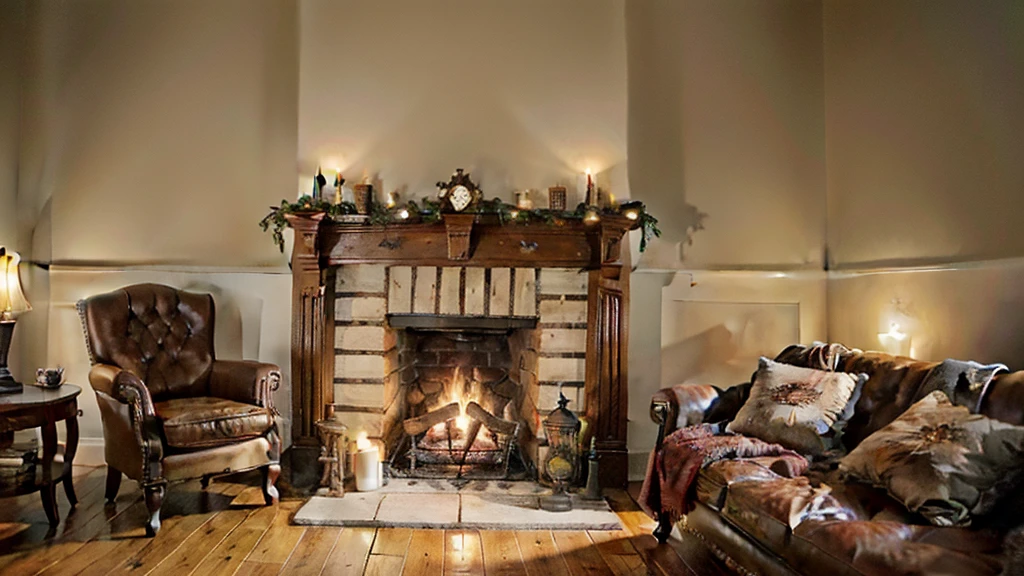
260;195;661;253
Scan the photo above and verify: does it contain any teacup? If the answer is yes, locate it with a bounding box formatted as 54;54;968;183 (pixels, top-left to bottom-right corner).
35;367;64;388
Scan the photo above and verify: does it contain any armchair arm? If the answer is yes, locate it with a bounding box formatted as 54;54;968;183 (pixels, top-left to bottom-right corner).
209;360;281;412
89;364;156;417
88;364;164;484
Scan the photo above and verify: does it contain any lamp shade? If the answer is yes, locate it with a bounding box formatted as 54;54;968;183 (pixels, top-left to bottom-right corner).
0;247;31;320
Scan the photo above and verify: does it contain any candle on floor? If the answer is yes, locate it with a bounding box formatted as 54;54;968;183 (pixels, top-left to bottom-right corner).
353;432;380;492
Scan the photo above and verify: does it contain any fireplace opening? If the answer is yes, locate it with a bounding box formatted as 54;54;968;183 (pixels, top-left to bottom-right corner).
383;320;543;483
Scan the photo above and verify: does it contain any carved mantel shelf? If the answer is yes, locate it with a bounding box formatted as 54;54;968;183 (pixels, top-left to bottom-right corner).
286;211;638;487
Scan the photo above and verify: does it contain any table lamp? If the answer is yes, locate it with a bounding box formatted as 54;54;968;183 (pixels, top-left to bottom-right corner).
0;247;31;394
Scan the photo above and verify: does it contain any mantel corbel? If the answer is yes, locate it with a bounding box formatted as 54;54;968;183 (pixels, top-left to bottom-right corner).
444;213;477;261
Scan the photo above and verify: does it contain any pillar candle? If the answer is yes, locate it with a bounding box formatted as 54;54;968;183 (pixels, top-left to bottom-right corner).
354;432;380;492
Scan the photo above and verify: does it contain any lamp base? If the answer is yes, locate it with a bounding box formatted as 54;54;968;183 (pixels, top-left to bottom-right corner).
0;378;22;394
540;490;573;513
0;321;21;394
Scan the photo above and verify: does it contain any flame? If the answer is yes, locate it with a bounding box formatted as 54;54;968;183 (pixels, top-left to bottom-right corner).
356;431;372;451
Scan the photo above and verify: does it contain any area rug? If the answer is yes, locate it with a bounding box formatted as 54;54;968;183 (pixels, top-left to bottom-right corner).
292;479;623;530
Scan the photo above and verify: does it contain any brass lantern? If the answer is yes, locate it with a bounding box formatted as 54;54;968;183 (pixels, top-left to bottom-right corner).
540;390;580;512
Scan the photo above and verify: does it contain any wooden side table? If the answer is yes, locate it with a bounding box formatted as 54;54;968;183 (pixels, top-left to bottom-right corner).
0;385;82;525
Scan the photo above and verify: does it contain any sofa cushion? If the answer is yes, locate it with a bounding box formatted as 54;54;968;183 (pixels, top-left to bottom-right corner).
719;476;859;569
155;396;274;449
727;358;866;455
697;456;807;509
840;391;1024;527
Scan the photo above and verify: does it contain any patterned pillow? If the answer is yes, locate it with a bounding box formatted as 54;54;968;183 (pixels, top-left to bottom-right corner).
840;391;1024;527
726;357;866;455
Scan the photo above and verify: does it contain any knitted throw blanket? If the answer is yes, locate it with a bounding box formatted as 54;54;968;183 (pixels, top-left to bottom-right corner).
639;424;809;523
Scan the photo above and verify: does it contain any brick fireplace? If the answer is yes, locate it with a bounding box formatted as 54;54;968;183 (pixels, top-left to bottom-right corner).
286;212;635;487
330;265;589;480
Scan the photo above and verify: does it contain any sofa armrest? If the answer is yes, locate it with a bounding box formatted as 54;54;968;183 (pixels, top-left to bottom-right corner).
650;385;720;446
209;360;281;412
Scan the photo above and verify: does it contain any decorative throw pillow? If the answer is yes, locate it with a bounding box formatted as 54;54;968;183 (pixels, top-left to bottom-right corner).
726;357;866;455
839;391;1024;527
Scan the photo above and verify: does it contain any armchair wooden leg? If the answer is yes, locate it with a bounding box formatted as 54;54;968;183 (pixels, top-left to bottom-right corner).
261;464;280;505
200;475;211;490
653;511;674;544
144;482;166;537
105;466;122;504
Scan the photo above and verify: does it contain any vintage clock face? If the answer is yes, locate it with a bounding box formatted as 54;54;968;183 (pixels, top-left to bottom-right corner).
449;185;472;212
436;169;480;213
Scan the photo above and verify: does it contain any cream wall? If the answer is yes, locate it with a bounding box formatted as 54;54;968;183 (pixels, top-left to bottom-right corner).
825;1;1024;365
0;1;21;249
31;0;298;267
627;0;826;270
624;0;827;478
825;0;1024;268
299;0;628;203
8;0;301;463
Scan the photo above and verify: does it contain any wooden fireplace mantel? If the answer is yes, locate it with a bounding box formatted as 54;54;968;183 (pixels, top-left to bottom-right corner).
286;211;637;487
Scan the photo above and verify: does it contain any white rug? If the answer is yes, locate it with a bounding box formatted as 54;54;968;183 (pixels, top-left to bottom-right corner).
292;480;623;530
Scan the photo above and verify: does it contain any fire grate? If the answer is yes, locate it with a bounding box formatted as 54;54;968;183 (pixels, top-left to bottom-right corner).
389;400;522;480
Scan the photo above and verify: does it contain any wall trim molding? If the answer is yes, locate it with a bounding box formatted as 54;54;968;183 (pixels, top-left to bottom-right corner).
45;264;292;275
74;438;106;467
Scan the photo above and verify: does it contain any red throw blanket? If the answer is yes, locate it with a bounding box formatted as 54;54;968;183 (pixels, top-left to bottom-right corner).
640;424;809;522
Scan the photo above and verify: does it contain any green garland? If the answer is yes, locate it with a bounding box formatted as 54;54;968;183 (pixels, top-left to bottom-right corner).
261;195;661;253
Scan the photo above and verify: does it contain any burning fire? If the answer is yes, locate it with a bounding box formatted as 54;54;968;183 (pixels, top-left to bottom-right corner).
430;364;473;432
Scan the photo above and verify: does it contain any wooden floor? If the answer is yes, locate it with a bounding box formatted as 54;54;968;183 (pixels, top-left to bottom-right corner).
0;466;730;575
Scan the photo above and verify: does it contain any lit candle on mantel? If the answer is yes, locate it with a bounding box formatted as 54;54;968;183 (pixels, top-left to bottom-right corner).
333;170;344;205
353;432;380;492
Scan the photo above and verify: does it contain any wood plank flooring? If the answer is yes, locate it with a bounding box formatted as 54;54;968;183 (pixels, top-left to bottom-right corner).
0;466;723;575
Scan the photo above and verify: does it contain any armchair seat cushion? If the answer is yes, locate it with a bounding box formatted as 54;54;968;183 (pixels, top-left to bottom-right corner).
155;397;274;450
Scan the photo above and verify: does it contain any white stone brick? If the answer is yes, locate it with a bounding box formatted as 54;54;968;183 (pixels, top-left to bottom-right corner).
512;268;537;317
538;357;586;382
334;354;385;380
539;329;588;353
335;326;386;351
538;384;584;411
539;269;588;295
388;266;413;314
489;268;511;316
465;268;486;315
334;383;385;408
539;299;588;324
439;267;461;315
414;267;437;314
335;297;386;321
334;411;382;438
336;265;386;293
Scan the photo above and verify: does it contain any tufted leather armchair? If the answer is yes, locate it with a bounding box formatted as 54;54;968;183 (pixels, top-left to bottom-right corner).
77;283;281;536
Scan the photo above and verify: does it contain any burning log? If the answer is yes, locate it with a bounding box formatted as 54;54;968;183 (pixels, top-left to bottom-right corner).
465;401;518;436
403;402;461;436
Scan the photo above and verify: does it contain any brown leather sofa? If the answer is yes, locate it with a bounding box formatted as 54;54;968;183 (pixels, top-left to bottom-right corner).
649;346;1024;576
77;283;282;536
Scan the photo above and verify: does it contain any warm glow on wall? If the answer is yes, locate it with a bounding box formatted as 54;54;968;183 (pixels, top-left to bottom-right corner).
878;322;912;357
